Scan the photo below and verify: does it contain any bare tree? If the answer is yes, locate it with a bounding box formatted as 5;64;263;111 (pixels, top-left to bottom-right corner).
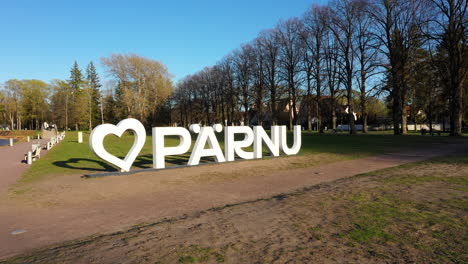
328;0;360;134
369;0;426;135
354;0;381;133
428;0;467;136
251;38;267;126
168;0;461;136
323;25;342;130
302;5;327;132
101;54;173;127
258;29;281;125
277;18;305;129
219;55;238;125
233;44;255;126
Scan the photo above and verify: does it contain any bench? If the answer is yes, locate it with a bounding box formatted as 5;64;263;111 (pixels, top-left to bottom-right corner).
32;146;41;161
46;137;55;150
24;144;41;163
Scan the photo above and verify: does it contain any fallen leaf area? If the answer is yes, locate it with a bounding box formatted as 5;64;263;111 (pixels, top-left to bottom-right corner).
2;154;467;264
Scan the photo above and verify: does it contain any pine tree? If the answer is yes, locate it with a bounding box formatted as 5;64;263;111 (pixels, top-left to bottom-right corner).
86;61;102;129
69;61;83;91
68;61;86;130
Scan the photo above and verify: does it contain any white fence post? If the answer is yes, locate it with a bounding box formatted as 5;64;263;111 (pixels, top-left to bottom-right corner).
78;132;83;143
27;151;32;164
9;138;13;147
27;136;30;142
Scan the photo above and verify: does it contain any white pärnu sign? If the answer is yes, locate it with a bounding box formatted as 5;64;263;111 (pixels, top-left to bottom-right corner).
90;118;301;172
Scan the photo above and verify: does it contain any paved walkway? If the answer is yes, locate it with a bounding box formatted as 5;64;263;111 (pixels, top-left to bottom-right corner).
0;139;49;193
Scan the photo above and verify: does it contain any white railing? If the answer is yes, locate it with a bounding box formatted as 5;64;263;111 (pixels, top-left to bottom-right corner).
24;131;66;164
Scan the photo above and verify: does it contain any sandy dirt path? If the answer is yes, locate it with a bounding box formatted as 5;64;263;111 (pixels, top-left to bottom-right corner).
0;142;466;259
0;138;49;194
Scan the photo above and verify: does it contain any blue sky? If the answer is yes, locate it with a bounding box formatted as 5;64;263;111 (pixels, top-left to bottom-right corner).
0;0;327;86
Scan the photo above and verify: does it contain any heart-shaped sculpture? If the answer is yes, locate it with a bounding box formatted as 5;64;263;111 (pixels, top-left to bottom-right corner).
89;118;146;172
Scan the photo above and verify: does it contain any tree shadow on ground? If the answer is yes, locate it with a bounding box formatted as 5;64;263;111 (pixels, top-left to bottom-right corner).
53;158;118;172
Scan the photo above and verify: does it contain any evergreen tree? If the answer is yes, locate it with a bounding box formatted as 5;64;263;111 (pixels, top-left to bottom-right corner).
68;61;86;130
69;61;83;91
102;89;118;124
114;80;129;120
86;61;102;129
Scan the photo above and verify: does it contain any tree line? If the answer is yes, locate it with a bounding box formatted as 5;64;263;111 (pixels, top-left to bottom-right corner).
0;0;465;136
0;54;173;131
172;0;467;135
0;61;104;131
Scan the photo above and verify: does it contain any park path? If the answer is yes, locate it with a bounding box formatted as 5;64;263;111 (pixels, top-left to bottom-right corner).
0;142;467;259
0;138;50;194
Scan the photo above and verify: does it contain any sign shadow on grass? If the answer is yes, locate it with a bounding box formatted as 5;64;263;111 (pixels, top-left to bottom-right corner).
52;154;219;174
53;158;118;172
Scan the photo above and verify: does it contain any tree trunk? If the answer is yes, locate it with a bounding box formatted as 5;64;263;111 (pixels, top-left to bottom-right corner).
450;75;463;136
291;89;298;127
9;113;14;131
271;89;277;126
443;115;446;132
316;101;320;132
65;95;69;131
392;88;402;135
221;99;225;126
316;75;323;134
347;77;356;135
317;94;323;133
428;106;433;135
306;76;312;131
89;100;92;131
331;93;337;130
349;110;356;134
100;100;104;124
243;102;249;127
401;79;408;135
402;112;407;134
363;113;368;133
361;96;368;133
360;74;368;133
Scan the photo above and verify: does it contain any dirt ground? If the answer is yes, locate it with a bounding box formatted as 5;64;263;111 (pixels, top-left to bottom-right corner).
4;153;347;207
1;142;465;260
2;152;466;264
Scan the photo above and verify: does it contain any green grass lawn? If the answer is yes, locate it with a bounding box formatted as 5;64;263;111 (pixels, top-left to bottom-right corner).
325;154;468;262
21;130;467;183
